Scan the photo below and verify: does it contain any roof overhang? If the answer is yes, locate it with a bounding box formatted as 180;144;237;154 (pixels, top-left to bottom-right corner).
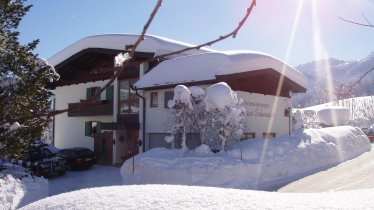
134;51;308;97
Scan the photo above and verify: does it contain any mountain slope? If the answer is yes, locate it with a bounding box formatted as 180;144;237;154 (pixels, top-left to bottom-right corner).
293;52;374;107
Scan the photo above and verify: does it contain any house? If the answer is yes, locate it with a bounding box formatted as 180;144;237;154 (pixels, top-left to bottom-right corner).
49;34;307;165
134;51;308;150
48;34;211;165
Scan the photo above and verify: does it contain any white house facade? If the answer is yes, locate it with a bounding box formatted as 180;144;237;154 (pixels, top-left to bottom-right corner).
49;34;307;165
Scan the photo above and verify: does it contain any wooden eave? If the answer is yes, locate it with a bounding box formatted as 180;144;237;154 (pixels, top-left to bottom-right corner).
216;68;307;97
48;48;155;89
139;68;306;98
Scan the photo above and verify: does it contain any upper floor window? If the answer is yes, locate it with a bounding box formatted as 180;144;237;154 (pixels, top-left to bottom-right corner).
150;92;158;107
86;87;101;100
164;91;174;108
119;79;139;114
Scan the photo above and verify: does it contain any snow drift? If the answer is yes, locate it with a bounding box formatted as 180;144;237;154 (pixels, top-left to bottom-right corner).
121;126;370;190
21;184;374;210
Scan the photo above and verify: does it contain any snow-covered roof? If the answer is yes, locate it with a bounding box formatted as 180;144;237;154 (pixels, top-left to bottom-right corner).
48;34;214;66
134;51;308;90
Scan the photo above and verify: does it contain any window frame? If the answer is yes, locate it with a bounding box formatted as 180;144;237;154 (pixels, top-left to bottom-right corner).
150;92;158;107
118;78;139;114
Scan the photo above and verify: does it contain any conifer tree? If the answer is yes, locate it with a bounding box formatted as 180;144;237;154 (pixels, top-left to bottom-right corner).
0;0;59;157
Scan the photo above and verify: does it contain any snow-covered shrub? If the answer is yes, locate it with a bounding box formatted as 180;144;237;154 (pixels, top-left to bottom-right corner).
165;85;196;150
166;82;246;152
203;82;246;151
292;109;321;129
346;97;374;129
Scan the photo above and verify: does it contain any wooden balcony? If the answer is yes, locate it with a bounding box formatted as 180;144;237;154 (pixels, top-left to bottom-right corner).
100;114;140;130
68;99;113;117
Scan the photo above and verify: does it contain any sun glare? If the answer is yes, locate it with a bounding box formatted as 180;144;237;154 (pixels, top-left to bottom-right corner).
311;0;345;162
254;0;305;189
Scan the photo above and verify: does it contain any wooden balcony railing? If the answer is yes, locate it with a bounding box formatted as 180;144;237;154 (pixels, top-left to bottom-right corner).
68;99;113;117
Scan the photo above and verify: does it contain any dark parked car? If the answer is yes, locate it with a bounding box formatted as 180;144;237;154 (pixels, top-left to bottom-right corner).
21;147;66;178
56;147;96;170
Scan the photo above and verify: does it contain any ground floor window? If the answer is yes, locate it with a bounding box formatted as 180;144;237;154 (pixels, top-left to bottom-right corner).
148;133;201;149
85;121;101;136
241;132;256;141
263;132;276;139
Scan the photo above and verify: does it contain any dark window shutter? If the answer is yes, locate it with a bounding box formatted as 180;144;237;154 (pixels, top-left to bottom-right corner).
106;85;114;100
95;87;101;100
164;91;174;108
86;88;91;100
96;122;101;134
85;121;92;136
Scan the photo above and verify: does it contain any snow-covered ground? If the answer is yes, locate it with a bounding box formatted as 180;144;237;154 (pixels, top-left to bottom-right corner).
121;126;370;190
0;164;48;209
0;164;121;209
49;165;122;196
279;144;374;192
2;126;372;209
20;184;374;210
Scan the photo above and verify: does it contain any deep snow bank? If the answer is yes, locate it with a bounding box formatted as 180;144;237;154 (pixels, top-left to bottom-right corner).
0;164;48;209
20;184;374;210
121;126;370;190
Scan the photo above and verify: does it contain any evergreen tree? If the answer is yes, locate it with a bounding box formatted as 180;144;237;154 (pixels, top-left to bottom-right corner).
0;0;59;158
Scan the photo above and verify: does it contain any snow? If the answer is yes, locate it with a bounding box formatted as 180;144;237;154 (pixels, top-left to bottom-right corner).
279;145;374;192
189;86;205;99
205;82;238;111
0;76;21;89
121;126;370;190
0;164;48;209
134;51;308;90
167;85;192;109
9;122;20;131
300;96;374;128
20;184;374;210
48;34;214;66
317;106;350;126
114;52;130;67
2;126;372;209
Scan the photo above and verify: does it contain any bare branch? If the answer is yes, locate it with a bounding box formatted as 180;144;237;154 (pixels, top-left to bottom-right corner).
4;0;164;123
155;0;257;60
361;14;373;26
338;16;374;28
347;67;374;94
5;0;257;123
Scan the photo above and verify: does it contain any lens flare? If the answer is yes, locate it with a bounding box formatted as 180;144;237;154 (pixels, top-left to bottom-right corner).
311;0;344;162
254;0;304;189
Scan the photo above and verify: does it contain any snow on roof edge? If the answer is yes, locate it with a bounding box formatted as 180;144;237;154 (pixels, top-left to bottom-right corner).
135;51;308;90
48;33;215;66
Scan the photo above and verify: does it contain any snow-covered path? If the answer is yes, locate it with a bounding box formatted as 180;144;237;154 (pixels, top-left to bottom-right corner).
49;165;122;196
278;145;374;192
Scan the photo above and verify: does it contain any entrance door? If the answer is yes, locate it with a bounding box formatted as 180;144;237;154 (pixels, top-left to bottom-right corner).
94;131;113;165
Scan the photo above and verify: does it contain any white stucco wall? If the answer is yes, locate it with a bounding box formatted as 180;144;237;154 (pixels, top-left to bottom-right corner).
54;80;113;150
143;86;292;150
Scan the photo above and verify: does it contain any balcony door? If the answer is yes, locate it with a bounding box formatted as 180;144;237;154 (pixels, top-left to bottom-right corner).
119;79;139;114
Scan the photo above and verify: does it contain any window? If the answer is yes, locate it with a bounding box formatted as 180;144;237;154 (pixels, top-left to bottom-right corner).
240;132;256;141
263;132;276;139
164;91;174;108
119;79;139;113
106;85;114;100
85;121;101;136
150;92;158;107
86;87;101;100
284;107;290;117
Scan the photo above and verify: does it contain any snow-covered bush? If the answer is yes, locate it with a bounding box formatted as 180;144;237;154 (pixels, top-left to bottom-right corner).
203;82;246;151
166;82;246;152
345;97;374;129
293;109;321;129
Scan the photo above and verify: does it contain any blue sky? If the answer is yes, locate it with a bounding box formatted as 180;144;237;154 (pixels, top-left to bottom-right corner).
19;0;374;66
